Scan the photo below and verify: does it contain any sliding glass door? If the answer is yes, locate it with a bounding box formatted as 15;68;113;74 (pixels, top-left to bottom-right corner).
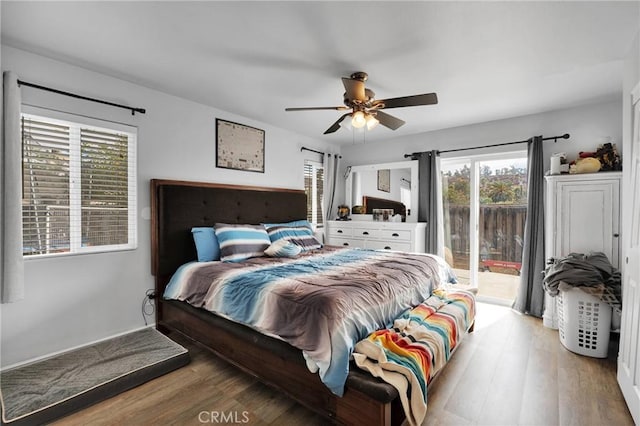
441;151;527;304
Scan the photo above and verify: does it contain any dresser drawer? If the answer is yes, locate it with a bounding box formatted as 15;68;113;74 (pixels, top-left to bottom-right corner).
329;225;352;237
365;240;412;252
329;237;364;249
351;227;377;238
376;229;412;241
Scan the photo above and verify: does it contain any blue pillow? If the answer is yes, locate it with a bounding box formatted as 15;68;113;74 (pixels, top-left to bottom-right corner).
263;220;322;251
264;239;302;258
214;223;271;262
191;227;220;261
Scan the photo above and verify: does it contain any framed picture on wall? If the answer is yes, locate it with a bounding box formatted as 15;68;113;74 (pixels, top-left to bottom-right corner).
216;118;265;173
377;169;390;192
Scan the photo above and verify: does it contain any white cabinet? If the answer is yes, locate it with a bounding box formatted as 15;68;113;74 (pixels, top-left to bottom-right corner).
326;220;426;253
545;172;621;267
543;172;622;329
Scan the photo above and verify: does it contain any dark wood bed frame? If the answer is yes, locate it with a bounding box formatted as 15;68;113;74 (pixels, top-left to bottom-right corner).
150;179;470;426
362;195;407;218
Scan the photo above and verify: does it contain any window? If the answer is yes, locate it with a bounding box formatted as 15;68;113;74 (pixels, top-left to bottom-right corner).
303;159;324;226
21;111;137;257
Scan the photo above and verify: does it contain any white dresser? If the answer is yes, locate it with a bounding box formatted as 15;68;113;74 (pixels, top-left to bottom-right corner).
325;220;426;253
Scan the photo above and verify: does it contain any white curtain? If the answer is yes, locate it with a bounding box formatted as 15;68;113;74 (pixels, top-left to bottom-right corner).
322;153;340;223
1;71;24;303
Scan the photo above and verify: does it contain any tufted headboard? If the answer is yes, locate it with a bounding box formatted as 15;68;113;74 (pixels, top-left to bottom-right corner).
150;179;307;280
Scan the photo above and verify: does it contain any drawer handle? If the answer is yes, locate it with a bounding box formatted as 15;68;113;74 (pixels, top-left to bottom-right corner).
343;242;349;246
391;233;399;237
384;246;391;250
362;231;369;235
337;230;343;234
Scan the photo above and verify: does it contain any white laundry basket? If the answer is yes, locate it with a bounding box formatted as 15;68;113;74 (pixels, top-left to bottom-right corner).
557;287;612;358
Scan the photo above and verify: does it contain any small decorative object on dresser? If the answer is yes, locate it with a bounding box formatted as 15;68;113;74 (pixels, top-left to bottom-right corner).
336;204;350;220
326;220;427;252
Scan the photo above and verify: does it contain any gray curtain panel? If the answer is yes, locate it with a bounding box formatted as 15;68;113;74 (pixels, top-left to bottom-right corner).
322;153;340;223
2;71;25;303
513;136;545;317
415;150;440;254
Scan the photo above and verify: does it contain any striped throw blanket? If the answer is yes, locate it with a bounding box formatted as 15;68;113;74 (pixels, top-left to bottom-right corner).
353;289;475;426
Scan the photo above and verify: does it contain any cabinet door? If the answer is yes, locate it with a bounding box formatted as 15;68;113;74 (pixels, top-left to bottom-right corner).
557;180;619;267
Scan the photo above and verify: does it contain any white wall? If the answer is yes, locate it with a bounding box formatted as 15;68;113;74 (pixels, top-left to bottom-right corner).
336;99;623;204
0;45;338;368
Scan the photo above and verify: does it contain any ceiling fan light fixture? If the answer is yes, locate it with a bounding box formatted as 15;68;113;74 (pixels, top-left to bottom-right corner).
351;111;366;129
365;113;379;130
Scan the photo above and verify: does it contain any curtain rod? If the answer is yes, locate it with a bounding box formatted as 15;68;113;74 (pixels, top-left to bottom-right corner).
301;146;342;158
403;133;570;158
17;80;146;115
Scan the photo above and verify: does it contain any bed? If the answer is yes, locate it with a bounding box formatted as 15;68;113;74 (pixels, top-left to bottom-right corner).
151;179;473;426
362;195;407;219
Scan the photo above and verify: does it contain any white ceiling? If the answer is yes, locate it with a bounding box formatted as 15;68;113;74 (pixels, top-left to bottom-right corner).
2;1;639;144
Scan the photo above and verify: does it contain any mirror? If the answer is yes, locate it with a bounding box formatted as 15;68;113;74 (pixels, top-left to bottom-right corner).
345;160;419;222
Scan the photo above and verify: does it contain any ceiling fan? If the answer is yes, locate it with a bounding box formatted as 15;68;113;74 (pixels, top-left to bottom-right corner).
285;71;438;135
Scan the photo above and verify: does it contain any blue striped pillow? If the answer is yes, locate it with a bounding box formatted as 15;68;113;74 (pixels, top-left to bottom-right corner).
263;220;322;251
214;223;271;262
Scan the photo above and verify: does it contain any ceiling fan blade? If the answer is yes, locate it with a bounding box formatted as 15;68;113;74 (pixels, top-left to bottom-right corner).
342;77;366;101
285;106;349;111
375;110;405;130
376;93;438;109
324;113;351;134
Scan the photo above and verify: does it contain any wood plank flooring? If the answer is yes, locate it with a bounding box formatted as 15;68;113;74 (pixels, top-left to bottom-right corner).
53;303;633;425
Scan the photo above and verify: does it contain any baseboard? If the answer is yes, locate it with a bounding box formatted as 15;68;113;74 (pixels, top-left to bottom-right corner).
1;324;156;372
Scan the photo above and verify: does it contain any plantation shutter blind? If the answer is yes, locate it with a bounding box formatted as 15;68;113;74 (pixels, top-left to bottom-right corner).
22;117;71;255
22;112;136;257
303;160;324;225
80;128;131;248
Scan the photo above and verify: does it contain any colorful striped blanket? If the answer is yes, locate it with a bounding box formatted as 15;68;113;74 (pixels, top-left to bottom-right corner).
353;289;476;426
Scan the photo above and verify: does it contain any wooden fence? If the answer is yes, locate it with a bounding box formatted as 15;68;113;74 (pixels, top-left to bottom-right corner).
444;204;527;266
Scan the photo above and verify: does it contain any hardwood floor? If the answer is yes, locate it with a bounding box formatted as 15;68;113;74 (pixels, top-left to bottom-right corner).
53;303;633;425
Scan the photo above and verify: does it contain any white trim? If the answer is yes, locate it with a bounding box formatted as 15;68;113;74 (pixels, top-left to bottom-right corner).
632;81;640;106
0;324;155;372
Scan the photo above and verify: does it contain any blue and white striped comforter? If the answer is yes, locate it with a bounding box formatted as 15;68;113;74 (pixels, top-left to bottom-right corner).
163;246;454;396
